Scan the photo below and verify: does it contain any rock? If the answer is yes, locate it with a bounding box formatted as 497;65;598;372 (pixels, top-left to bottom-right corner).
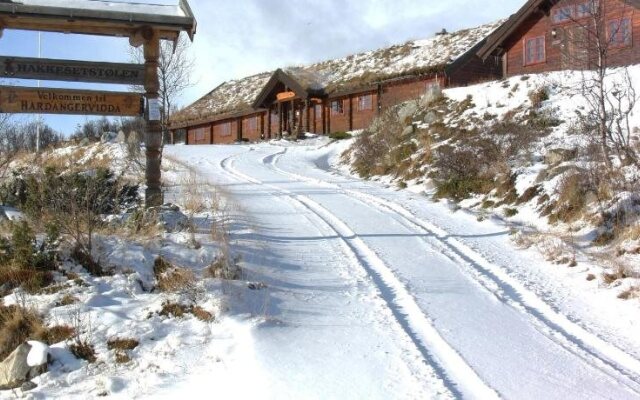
0;206;23;221
398;102;419;125
115;131;127;143
423;111;438;125
148;204;189;233
402;125;415;136
420;84;443;107
21;381;37;391
0;342;48;390
128;131;142;145
100;131;118;143
80;138;91;146
544;148;578;166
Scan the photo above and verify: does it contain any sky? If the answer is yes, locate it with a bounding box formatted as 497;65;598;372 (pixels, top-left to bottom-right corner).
0;0;523;135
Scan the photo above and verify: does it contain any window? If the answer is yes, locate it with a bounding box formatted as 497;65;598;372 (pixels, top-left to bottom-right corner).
524;36;546;65
608;18;632;48
552;6;574;24
331;100;344;115
358;94;373;111
271;109;279;122
314;104;322;118
192;127;206;141
248;116;258;131
220;122;231;137
576;1;598;19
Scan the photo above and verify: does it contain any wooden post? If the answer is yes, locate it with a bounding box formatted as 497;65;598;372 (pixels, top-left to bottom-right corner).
278;102;283;139
327;102;331;135
348;95;354;131
143;32;163;208
289;99;295;135
236;118;243;142
267;108;272;139
304;99;310;134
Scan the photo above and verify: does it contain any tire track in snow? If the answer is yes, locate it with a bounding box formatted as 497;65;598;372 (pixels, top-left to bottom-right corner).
218;150;499;400
266;146;640;393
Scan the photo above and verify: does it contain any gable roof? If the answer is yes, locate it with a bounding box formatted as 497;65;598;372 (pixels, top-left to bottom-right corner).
171;20;503;129
477;0;640;60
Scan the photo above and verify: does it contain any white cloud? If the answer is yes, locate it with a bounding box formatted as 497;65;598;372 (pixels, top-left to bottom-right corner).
182;0;523;108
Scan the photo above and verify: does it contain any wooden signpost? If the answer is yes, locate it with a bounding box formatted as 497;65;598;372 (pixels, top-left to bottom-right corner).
0;86;144;116
0;56;146;86
0;0;196;207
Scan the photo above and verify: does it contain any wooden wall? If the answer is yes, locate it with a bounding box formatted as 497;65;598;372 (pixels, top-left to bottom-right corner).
503;0;640;76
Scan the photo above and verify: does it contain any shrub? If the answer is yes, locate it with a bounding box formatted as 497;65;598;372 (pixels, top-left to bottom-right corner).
528;86;549;108
432;144;495;201
549;172;590;223
11;221;35;270
504;208;519;217
329;131;352;140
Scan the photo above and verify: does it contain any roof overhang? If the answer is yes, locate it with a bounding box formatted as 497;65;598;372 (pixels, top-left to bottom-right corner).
0;0;197;41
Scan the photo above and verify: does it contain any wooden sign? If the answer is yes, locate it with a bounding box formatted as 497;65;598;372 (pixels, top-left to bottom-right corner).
0;56;145;85
276;91;296;101
0;86;144;116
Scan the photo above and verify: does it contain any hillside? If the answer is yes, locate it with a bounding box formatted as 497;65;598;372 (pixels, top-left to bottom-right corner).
343;66;640;301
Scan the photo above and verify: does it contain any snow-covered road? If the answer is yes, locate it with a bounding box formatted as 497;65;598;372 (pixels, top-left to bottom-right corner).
166;140;640;400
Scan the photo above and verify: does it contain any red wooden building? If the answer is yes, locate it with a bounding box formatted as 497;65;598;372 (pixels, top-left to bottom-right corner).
477;0;640;76
170;21;504;144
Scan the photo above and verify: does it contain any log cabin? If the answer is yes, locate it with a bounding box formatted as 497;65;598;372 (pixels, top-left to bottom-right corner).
169;21;505;144
477;0;640;77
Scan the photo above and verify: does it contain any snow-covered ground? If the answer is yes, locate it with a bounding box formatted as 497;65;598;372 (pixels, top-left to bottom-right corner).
157;139;640;399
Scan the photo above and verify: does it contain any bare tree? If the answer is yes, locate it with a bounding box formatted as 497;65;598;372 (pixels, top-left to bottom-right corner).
557;0;639;167
130;33;196;141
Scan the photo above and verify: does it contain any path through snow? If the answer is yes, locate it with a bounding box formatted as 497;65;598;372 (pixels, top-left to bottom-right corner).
166;139;640;400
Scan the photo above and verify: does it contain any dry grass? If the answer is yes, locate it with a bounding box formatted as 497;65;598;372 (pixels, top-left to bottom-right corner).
159;302;190;318
155;264;197;295
70;341;97;363
158;302;214;322
191;306;214;322
56;294;79;307
107;338;139;351
153;257;197;293
618;287;640;300
40;325;75;345
0;268;55;295
603;265;632;285
0;304;45;360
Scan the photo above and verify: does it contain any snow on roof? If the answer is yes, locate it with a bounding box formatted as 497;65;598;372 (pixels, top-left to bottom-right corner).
171;20;503;128
301;19;504;93
172;72;273;127
6;0;187;17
